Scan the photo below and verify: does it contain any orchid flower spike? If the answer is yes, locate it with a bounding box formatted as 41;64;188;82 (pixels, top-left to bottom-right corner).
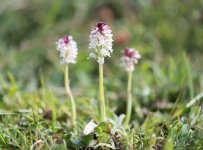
88;22;113;64
121;48;141;72
56;35;78;64
55;35;78;126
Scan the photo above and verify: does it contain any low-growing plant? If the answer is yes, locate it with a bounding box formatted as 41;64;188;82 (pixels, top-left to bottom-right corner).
120;48;141;126
88;22;113;122
56;35;78;126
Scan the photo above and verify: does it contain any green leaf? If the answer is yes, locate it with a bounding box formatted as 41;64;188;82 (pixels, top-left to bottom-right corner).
164;137;173;150
51;144;67;150
70;134;93;148
94;122;109;133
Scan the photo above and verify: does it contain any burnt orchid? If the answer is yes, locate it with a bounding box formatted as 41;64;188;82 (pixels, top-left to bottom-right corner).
89;22;113;64
121;48;141;72
56;35;77;126
89;22;113;122
56;35;78;64
121;48;141;126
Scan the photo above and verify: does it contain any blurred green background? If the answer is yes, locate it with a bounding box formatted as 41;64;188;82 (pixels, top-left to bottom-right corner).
0;0;203;116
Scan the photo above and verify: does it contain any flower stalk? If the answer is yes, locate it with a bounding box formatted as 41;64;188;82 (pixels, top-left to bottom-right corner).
99;63;106;121
121;47;141;126
124;71;132;126
64;65;76;126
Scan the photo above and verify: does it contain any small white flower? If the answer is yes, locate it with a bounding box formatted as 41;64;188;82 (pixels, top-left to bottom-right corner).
88;52;96;59
88;22;113;64
83;120;97;135
97;57;104;64
56;35;78;64
121;48;141;72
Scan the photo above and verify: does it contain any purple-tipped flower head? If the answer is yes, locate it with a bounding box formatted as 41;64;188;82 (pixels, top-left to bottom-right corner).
96;22;110;33
56;35;78;64
89;22;113;64
62;35;70;44
121;48;141;72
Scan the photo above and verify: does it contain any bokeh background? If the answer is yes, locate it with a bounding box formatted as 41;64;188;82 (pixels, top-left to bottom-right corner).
0;0;203;118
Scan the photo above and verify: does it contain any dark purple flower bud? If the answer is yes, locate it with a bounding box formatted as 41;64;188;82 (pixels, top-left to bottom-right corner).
123;48;136;58
62;35;70;44
96;22;109;33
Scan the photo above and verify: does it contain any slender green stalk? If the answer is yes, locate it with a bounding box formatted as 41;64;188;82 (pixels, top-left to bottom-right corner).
124;71;133;126
64;65;76;126
99;63;106;121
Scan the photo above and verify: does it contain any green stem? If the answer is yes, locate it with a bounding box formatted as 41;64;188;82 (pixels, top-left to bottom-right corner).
124;71;133;126
64;65;76;126
99;63;106;121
